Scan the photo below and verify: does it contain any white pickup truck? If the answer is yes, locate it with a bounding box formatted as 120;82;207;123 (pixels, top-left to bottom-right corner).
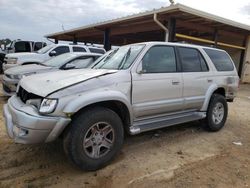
3;44;105;71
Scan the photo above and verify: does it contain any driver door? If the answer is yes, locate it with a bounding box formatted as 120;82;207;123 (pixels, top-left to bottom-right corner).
132;45;183;119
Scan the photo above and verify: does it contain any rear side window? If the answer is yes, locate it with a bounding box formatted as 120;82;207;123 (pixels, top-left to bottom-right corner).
89;48;105;54
178;47;208;72
14;42;31;52
73;47;86;52
204;49;234;71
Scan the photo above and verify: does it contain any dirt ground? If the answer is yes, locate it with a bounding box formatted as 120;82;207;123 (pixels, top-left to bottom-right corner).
0;84;250;188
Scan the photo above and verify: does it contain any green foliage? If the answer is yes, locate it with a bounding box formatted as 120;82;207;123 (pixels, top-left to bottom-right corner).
0;39;11;46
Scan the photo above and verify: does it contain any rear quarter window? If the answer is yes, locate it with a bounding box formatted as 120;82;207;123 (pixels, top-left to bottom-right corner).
204;49;234;71
89;48;105;54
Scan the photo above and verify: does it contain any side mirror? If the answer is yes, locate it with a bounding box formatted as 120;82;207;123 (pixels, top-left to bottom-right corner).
49;50;57;56
63;63;76;70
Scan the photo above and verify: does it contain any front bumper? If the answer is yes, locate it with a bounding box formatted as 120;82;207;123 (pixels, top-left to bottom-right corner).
2;75;19;96
3;63;18;71
3;96;71;144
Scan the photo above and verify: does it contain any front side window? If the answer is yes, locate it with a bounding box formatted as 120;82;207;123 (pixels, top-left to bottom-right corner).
73;47;86;52
204;48;234;71
141;46;177;73
53;46;70;56
93;44;144;70
178;47;208;72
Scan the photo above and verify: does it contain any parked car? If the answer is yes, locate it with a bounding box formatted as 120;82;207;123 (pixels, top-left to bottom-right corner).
2;52;102;96
0;40;47;73
3;42;239;171
3;44;105;71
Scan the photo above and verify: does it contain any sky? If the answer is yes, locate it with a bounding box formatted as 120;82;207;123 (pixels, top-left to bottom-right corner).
0;0;249;42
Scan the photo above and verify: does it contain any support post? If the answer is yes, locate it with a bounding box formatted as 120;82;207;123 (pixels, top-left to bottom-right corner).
73;36;78;44
55;39;58;44
238;36;248;77
167;17;176;42
213;29;218;47
103;28;111;51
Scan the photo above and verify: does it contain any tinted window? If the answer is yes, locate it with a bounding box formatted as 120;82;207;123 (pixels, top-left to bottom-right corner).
14;42;31;52
70;57;95;68
73;47;86;52
204;49;234;71
178;47;208;72
89;48;105;54
34;42;43;51
199;53;209;71
142;46;176;73
53;46;70;56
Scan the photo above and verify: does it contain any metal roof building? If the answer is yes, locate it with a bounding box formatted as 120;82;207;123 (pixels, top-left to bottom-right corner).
45;3;250;77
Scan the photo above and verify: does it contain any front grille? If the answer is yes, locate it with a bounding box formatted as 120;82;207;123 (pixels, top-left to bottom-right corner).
17;87;42;103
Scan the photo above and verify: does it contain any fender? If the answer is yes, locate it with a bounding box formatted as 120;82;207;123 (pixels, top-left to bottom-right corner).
63;90;133;123
200;83;218;111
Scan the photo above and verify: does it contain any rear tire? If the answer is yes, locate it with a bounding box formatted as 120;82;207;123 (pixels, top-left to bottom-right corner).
203;94;228;132
63;107;124;171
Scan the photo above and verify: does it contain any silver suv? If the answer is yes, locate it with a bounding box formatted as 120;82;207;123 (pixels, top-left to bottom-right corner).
3;42;239;171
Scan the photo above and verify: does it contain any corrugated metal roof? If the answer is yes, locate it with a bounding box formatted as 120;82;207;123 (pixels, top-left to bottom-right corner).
45;3;250;38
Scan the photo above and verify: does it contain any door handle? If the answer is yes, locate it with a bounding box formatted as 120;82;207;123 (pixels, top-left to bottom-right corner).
172;80;180;85
207;79;213;83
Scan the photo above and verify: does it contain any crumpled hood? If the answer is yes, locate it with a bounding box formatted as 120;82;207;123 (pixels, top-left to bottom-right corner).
5;64;52;75
20;69;118;97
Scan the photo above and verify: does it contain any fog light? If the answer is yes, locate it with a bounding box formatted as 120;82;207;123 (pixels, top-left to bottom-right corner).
13;126;28;137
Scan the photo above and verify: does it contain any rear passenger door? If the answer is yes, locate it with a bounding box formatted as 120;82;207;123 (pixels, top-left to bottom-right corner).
132;45;183;118
177;47;212;111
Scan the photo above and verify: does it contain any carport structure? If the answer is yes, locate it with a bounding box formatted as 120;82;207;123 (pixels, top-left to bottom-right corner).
45;3;250;76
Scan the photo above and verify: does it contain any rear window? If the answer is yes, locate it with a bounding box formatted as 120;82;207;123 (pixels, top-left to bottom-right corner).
89;48;105;54
204;49;234;71
14;42;31;52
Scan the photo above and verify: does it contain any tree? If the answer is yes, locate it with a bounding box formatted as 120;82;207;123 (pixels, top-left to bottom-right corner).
0;38;12;46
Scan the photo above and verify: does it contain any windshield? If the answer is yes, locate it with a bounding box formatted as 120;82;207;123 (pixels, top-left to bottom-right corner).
42;53;78;67
93;44;145;70
37;44;54;54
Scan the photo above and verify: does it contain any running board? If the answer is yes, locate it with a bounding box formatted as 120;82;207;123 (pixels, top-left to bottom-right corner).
129;111;206;135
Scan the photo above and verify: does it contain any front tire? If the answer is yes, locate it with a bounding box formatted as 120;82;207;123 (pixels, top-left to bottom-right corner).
63;107;124;171
204;94;228;132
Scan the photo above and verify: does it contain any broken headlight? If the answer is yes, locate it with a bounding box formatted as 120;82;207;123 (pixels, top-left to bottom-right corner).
39;98;58;114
